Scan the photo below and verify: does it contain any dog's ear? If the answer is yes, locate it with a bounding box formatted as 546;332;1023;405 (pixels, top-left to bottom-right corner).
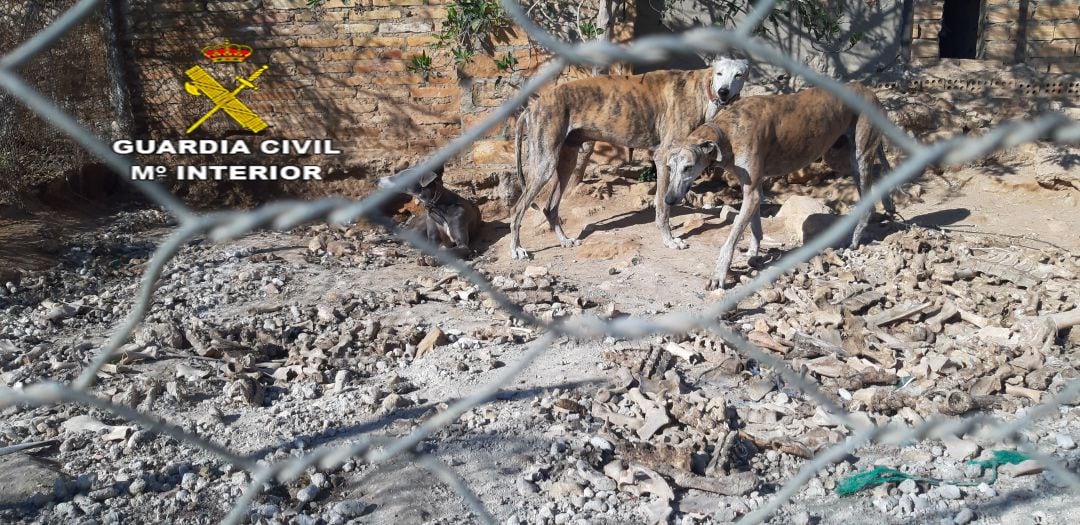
419;170;440;187
696;141;718;158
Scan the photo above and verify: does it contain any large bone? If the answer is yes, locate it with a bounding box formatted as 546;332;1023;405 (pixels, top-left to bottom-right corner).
1011;307;1080;350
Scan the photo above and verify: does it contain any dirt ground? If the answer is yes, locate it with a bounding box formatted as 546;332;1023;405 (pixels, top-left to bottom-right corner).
0;142;1078;525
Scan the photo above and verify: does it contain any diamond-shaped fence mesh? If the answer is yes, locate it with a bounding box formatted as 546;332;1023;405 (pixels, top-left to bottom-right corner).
1;0;1078;524
0;0;122;207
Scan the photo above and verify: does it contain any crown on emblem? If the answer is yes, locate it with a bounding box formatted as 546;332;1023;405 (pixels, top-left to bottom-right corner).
200;40;252;63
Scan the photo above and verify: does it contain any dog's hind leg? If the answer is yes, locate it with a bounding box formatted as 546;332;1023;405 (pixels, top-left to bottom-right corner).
653;148;689;250
544;145;583;247
876;146;897;216
709;165;761;291
510;138;561;260
848;120;879;249
568;141;594;191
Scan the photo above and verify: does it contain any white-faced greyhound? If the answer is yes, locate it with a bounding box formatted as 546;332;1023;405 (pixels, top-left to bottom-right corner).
510;58;750;259
664;82;898;290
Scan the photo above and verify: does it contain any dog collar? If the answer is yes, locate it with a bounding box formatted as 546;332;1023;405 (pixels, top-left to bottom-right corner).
702;122;724;138
424;187;443;207
706;77;718;102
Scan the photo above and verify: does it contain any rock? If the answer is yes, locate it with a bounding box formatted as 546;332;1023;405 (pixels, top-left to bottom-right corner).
256;503;279;518
898;494;914;514
676;493;725;516
45;304;78;323
588;436;613;452
804;478;826;498
380;393;410;412
416;327;447;358
325;241;350;257
0;454;68;508
936;485;961;500
61;415;108;434
774;195;834;243
54;501;78;518
523;266;549;278
332;499;370;518
791;510;812;525
745;378;775;402
546;478;585;499
976;326;1013;345
898;479;919;494
517;478;540;495
294;515;318;525
1000;460;1044;477
297;484;319;503
128;478;147;496
308;235;326;253
954;507;974;525
942;435;980;461
1055;434;1076;450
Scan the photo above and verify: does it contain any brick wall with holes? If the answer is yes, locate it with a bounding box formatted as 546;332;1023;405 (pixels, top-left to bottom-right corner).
121;0;635;200
910;0;1080;73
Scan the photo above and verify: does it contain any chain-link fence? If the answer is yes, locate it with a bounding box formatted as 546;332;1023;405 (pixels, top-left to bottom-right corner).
0;0;127;207
1;0;1079;524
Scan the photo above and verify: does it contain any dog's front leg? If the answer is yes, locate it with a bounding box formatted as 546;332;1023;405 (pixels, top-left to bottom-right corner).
445;216;473;260
747;186;764;259
708;169;760;291
653;149;688;250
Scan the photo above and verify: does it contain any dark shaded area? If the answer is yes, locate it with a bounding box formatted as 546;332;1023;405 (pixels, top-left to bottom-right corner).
632;0;907;81
905;207;971;227
633;0;708;72
0;1;128;210
939;0;981;59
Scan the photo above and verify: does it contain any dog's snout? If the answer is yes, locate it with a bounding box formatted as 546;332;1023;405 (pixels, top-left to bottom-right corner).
664;194;679;206
717;87;730;100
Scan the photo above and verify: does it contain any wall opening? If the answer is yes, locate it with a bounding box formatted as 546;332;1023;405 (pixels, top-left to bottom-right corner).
939;0;981;58
632;0;706;72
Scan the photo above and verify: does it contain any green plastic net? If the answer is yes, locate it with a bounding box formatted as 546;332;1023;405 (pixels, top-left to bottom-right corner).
836;450;1031;496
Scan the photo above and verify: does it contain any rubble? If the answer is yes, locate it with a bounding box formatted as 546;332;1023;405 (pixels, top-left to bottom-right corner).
0;201;1078;525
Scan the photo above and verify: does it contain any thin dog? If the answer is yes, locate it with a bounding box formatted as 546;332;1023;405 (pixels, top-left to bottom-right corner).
510;58;749;259
378;164;482;258
663;82;897;290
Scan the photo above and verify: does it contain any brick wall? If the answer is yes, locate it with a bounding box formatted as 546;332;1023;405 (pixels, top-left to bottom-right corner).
121;0;604;192
911;0;1080;73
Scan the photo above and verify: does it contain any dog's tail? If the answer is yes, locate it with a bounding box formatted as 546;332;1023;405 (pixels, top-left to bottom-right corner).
513;109;542;211
514;110;528;192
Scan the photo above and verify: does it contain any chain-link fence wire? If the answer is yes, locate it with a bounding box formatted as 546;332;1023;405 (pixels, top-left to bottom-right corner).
0;0;123;207
1;0;1079;523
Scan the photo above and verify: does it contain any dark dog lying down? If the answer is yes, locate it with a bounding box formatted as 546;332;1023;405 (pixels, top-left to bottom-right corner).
378;164;482;257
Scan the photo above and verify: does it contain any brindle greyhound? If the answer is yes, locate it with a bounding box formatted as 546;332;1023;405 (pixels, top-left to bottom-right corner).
664;82;898;290
510;58;749;259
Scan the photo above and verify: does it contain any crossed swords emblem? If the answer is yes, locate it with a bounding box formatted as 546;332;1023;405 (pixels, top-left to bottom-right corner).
184;64;270;134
